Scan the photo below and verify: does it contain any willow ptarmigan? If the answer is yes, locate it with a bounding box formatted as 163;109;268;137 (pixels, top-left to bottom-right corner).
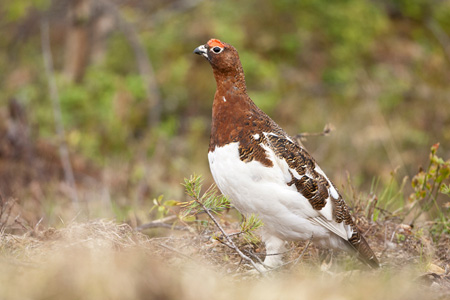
194;39;380;269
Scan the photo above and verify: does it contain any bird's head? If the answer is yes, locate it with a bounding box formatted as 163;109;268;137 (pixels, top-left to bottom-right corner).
193;39;243;78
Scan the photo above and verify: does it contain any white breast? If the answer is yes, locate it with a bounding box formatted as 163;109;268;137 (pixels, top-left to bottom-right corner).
208;142;340;243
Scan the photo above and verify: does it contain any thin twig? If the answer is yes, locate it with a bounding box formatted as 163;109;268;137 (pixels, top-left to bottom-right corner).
94;0;164;205
270;238;312;271
242;239;312;272
136;206;231;232
98;0;161;128
294;124;333;143
40;18;79;206
426;18;450;65
360;70;407;179
136;215;177;231
381;225;389;257
34;217;44;230
156;243;197;262
213;235;240;251
148;0;206;28
245;248;295;258
147;214;178;224
244;250;265;265
290;238;312;267
228;231;243;238
136;222;188;231
194;199;266;275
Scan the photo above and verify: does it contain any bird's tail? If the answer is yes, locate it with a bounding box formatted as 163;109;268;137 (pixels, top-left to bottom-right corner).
346;233;380;268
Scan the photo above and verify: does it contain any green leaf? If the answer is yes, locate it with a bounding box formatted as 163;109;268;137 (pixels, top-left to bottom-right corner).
396;233;406;242
164;200;179;207
440;184;450;196
240;214;263;243
437;166;450;183
181;215;196;222
157;206;167;214
373;208;380;222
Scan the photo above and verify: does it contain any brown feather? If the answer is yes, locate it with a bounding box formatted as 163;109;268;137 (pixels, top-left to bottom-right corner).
197;39;380;268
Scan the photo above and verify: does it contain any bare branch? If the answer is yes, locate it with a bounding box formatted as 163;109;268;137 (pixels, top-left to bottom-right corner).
193;198;266;275
250;238;312;271
140;214;177;225
136;222;188;231
63;0;92;82
294;123;333;144
156;243;197;262
289;238;312;267
425;18;450;66
40;18;79;206
136;205;232;232
98;0;161;128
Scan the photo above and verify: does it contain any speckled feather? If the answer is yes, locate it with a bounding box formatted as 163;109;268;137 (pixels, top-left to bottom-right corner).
194;39;379;268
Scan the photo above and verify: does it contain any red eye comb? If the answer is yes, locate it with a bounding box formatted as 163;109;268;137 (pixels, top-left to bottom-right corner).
207;39;225;48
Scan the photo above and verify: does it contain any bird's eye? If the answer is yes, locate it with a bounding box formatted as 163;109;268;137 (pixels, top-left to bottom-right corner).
212;46;223;54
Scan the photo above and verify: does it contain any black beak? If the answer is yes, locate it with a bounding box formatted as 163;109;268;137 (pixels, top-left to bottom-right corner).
193;44;208;58
193;47;203;55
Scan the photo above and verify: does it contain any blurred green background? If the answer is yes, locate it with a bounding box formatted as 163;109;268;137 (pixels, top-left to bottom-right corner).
0;0;449;226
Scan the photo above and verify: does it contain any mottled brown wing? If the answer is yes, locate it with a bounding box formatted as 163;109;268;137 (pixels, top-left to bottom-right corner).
264;133;330;211
264;133;380;268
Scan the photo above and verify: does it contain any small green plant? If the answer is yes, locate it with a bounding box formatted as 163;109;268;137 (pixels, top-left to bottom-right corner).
181;175;263;241
368;171;408;222
181;174;265;273
240;214;263;244
181;174;231;217
149;195;179;219
408;143;450;240
396;233;406;243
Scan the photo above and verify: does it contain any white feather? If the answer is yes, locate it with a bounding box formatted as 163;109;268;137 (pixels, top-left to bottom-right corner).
310;216;347;240
208;143;352;245
314;164;339;200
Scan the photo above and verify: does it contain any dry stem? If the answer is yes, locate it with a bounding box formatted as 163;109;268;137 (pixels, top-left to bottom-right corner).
40;19;79;206
192;198;266;275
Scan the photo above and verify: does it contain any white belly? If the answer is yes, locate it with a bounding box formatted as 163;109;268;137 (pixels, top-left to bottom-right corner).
208;142;334;242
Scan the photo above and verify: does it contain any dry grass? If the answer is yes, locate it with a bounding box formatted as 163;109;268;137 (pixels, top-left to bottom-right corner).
0;218;449;300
